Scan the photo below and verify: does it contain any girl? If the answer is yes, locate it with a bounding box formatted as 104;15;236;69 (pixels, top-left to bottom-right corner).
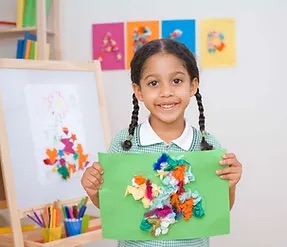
81;38;242;247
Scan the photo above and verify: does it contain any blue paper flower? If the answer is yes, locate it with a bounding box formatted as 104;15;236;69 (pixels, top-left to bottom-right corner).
153;153;169;171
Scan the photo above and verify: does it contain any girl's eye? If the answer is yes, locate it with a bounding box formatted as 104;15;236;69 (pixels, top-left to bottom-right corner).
173;78;183;84
148;81;159;87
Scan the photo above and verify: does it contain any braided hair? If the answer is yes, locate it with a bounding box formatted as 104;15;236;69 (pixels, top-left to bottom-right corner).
122;93;140;150
122;38;213;151
195;89;213;150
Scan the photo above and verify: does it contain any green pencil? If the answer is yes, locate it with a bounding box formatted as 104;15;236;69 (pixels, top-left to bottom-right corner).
61;205;67;219
78;197;85;208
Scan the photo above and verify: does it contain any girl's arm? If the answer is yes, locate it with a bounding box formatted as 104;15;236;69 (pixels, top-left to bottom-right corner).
229;185;236;209
88;192;100;209
217;153;242;210
81;162;103;209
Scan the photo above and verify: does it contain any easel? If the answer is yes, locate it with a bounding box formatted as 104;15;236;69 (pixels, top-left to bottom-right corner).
0;59;111;246
0;164;6;210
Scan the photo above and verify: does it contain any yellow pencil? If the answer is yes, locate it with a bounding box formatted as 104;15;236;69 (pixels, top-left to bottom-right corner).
49;205;53;228
53;208;57;228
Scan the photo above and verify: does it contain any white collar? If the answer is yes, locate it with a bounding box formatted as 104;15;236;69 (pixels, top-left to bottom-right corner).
139;118;194;151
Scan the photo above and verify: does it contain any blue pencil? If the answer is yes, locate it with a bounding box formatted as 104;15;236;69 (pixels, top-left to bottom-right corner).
27;214;43;227
32;210;43;227
65;206;71;219
77;205;86;219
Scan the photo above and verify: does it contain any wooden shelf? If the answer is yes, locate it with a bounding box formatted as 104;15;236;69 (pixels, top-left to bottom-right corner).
0;217;102;247
0;0;61;59
0;27;54;37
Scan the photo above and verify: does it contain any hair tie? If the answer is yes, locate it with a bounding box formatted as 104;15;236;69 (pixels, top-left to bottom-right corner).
201;131;207;138
126;134;133;141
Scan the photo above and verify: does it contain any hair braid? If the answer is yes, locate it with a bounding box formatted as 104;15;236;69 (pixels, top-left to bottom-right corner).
122;93;139;150
195;89;213;151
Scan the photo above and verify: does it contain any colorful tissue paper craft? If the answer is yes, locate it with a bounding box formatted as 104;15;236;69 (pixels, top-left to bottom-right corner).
98;32;122;62
207;31;225;53
132;26;152;52
98;150;230;241
161;20;196;55
43;127;89;180
92;22;125;70
125;153;204;237
126;21;159;69
199;18;236;68
169;29;183;39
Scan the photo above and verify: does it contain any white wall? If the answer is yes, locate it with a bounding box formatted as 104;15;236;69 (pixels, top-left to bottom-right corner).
61;1;287;246
1;0;287;246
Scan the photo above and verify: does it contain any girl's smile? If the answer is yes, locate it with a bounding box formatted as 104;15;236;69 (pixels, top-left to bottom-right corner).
156;102;179;111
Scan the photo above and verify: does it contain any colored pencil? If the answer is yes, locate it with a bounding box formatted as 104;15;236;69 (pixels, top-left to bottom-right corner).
26;214;43;227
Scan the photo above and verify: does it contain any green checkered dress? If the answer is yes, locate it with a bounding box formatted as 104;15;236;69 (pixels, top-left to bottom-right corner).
108;123;222;247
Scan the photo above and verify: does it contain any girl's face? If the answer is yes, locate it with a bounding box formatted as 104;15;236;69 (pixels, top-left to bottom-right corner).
133;53;198;127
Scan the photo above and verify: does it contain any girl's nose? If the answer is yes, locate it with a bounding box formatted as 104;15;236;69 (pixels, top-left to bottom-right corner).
159;84;174;97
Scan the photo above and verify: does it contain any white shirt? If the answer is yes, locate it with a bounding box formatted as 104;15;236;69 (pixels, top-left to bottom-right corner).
139;118;194;151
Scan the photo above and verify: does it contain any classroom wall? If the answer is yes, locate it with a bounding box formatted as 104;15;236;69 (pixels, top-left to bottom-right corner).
1;0;287;246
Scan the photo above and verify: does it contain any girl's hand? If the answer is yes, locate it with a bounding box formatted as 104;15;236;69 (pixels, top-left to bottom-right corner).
216;153;242;187
81;162;104;197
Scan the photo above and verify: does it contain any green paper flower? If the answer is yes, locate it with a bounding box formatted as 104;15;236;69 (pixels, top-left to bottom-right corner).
57;166;69;180
73;153;79;160
164;156;190;171
193;201;205;218
140;219;153;232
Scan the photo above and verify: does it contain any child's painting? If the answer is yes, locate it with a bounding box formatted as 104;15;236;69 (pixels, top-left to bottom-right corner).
25;84;89;184
126;21;159;69
99;151;230;240
199;18;236;68
92;23;125;70
161;20;196;55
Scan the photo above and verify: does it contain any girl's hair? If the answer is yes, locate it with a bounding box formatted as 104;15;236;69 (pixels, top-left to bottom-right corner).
122;38;213;151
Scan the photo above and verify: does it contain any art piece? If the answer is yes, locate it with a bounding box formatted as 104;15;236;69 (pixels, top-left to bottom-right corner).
0;59;109;208
199;18;236;68
25;85;88;184
99;150;230;240
43;127;89;180
126;21;159;69
125;153;205;237
92;23;125;70
162;20;196;55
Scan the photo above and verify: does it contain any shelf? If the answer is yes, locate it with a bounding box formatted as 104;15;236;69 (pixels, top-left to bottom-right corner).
0;27;54;37
0;217;102;247
0;0;61;59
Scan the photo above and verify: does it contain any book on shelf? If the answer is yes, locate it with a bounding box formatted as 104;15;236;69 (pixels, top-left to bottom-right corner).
16;0;52;28
16;31;50;59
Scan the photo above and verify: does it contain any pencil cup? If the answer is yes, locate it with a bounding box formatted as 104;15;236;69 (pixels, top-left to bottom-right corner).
42;226;62;242
64;218;83;237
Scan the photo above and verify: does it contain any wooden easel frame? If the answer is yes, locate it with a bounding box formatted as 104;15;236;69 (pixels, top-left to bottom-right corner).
0;59;110;246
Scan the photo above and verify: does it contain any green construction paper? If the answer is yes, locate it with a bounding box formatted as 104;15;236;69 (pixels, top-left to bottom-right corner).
98;150;230;240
